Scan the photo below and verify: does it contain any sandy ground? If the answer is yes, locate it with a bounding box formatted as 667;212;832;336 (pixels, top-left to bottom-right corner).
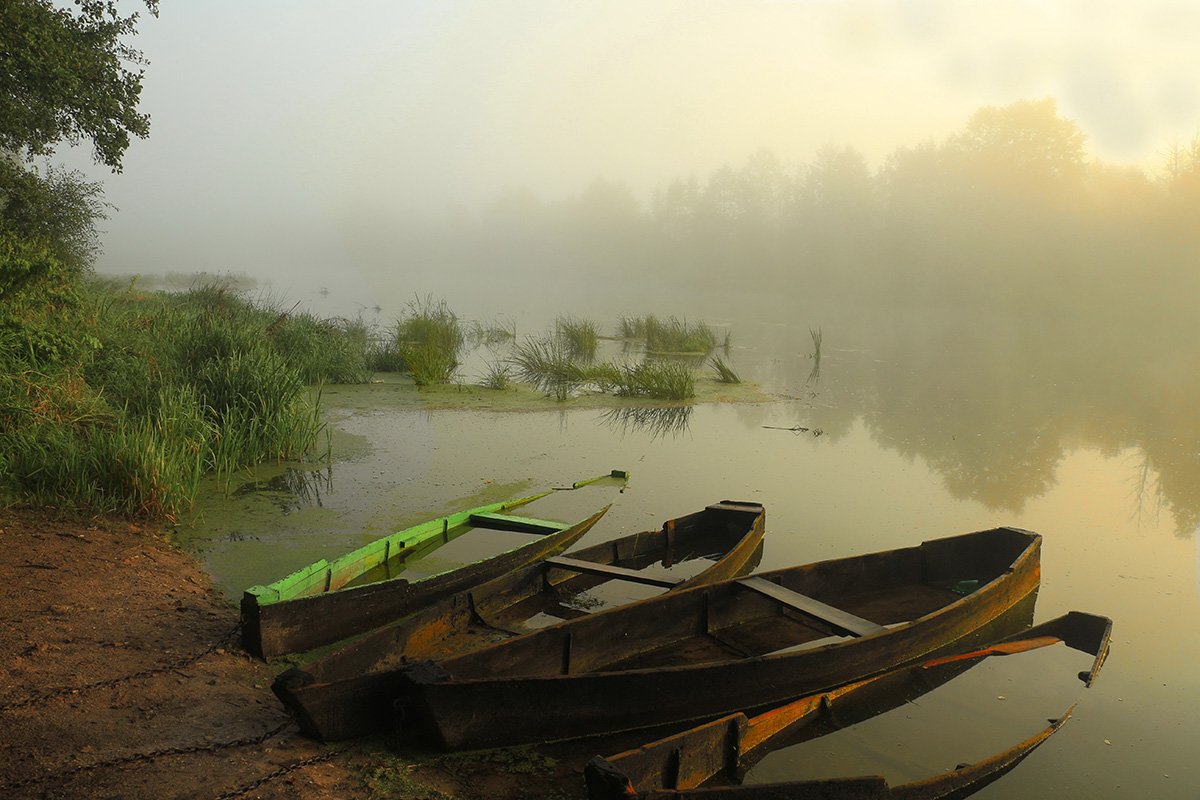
0;508;592;800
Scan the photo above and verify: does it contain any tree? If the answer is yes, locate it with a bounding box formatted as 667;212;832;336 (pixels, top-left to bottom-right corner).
0;0;159;172
946;98;1086;203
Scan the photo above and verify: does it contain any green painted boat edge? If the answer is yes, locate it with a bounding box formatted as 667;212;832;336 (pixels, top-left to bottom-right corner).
244;470;628;607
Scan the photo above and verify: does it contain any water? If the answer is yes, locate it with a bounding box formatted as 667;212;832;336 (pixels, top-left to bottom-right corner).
173;297;1199;798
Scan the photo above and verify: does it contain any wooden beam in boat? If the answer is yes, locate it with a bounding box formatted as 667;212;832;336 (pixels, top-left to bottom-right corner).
469;513;571;535
737;577;885;638
545;556;685;588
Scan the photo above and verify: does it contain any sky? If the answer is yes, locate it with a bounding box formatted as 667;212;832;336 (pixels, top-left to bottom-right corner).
68;0;1200;294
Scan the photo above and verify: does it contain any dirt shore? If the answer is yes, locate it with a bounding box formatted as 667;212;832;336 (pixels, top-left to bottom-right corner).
0;508;587;800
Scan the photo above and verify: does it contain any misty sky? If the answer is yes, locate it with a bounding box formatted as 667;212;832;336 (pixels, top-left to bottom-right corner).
73;0;1200;295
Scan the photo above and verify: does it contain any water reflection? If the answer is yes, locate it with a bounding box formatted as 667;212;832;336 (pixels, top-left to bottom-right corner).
737;310;1200;537
230;466;333;513
597;405;693;440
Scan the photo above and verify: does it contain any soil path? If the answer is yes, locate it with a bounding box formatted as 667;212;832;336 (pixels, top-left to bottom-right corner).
0;509;586;800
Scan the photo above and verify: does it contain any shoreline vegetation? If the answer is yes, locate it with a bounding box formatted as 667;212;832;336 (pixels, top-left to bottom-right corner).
1;279;760;521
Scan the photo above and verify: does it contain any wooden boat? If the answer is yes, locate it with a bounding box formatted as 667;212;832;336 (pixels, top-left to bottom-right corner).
584;611;1111;799
393;526;1043;749
273;501;767;741
240;470;629;658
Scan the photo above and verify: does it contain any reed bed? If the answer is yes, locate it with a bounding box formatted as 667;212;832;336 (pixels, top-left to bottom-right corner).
0;278;359;519
508;335;695;401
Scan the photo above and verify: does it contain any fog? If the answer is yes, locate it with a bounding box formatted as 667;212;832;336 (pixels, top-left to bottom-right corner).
67;0;1200;316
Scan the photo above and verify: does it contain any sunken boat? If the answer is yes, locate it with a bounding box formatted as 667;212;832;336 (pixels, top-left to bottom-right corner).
274;500;766;740
393;526;1043;749
584;610;1111;799
241;470;628;658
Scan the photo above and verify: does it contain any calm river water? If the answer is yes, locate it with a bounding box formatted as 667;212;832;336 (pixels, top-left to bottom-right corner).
174;289;1199;799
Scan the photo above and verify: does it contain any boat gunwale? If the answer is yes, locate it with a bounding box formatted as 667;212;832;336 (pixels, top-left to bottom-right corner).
426;526;1042;686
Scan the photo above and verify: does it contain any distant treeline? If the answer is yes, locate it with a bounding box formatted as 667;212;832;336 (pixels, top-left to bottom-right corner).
408;98;1200;320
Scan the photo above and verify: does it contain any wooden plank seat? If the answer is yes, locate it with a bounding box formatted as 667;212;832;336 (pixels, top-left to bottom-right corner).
738;576;885;638
469;512;572;535
545;556;686;588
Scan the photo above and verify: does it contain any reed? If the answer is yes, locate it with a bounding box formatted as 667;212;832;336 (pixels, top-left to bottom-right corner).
710;355;741;383
393;296;464;385
509;335;585;401
0;277;343;519
479;360;513;390
604;360;695;400
556;315;599;359
644;315;719;354
615;315;647;339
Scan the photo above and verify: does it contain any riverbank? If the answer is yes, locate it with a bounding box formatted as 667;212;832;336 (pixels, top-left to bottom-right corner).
0;507;591;799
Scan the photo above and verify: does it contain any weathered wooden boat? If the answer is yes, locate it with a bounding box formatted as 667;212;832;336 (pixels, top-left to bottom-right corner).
394;526;1043;749
588;711;1072;800
584;611;1111;799
240;470;629;658
273;501;766;741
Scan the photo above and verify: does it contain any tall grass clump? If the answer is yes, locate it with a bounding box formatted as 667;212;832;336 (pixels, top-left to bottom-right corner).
643;315;719;354
710;355;741;383
616;315;647;339
392;297;464;385
601;360;695;400
510;335;586;401
0;277;358;519
556;315;599;359
478;360;513;390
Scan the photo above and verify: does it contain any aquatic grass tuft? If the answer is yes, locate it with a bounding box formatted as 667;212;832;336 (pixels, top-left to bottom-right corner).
392;296;465;385
479;360;513;390
509;335;586;401
556;315;600;359
603;360;695;400
0;277;342;519
710;355;741;383
809;327;823;360
616;315;647;339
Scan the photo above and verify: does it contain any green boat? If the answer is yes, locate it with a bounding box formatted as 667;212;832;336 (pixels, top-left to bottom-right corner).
240;470;629;658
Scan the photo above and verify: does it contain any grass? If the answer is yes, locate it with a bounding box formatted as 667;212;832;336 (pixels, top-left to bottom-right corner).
809;327;823;359
479;359;513;390
710;355;741;383
0;277;361;520
392;296;465;385
555;315;599;359
510;335;586;401
617;314;721;354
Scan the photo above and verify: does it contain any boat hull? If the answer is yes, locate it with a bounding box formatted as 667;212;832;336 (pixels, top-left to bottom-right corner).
274;501;767;740
397;527;1042;749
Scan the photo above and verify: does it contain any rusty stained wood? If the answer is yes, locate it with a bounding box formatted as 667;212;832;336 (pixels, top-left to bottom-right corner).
393;527;1043;750
585;611;1112;799
273;501;767;742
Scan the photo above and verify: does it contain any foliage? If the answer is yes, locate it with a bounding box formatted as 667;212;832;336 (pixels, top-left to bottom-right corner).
710;355;740;383
479;360;512;390
0;279;370;519
510;335;586;401
392;296;464;385
643;315;719;354
509;335;695;401
555;315;599;358
0;0;159;170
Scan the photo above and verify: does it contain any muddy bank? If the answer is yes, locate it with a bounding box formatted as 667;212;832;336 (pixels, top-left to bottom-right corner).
0;508;589;799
